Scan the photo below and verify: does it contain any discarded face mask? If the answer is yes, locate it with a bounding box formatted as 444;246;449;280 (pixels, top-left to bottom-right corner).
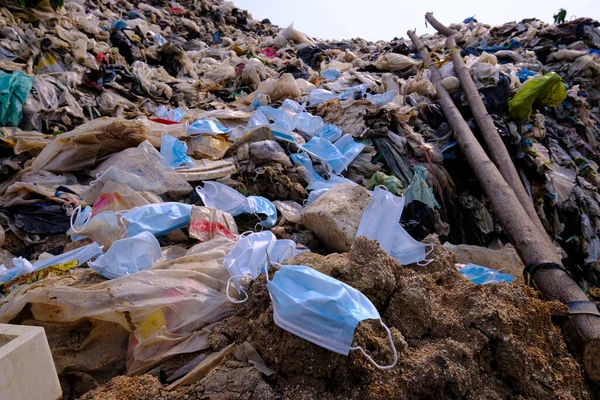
32;242;103;271
196;182;277;228
224;231;276;303
356;186;405;252
188;119;231;135
160;134;195;169
356;186;433;265
459;263;516;285
267;264;398;370
122;202;193;237
301;137;348;174
89;232;161;279
247;107;296;142
0;257;33;283
301;135;365;174
69;205;93;241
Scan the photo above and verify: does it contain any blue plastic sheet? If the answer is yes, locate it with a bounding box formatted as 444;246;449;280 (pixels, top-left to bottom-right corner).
459;263;516;285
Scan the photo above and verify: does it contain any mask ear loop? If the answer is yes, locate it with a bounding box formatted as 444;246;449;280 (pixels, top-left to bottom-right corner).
350;320;398;370
416;244;435;266
226;274;249;303
116;210;129;239
70;205;91;234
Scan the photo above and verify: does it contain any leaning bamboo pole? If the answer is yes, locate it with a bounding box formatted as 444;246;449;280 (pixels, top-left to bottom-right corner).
408;29;600;381
424;12;550;245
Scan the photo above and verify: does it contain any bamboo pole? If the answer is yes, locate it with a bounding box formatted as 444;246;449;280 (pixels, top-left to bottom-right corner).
424;12;550;245
408;29;600;381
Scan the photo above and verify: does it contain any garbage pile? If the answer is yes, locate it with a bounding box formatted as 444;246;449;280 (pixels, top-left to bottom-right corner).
0;0;598;398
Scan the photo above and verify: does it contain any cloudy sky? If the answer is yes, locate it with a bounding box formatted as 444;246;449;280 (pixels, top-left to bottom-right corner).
233;0;597;42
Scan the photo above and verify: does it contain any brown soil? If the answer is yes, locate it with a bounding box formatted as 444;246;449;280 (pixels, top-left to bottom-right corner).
80;237;591;399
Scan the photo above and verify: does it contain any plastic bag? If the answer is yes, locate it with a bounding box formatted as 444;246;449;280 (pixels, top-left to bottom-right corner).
83;141;192;204
68;211;125;249
161;134;195;169
90;181;152;216
31;118;177;173
470;61;500;89
459;263;516;285
0;70;34;127
403;166;439;209
188;206;238;242
508;72;567;120
89;232;162;279
249;140;292;168
374;53;420;72
0;250;235;375
365;171;403;195
188;135;231;160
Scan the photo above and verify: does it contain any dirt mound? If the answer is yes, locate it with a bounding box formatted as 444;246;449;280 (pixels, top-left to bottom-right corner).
222;236;590;399
79;237;590;399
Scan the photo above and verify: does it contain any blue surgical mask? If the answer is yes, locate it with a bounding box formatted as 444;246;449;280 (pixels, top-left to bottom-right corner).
196;182;277;229
224;231;276;303
89;232;161;279
294;112;324;136
247;108;296;143
333;135;366;172
69;205;93;241
317;124;342;142
246;195;277;228
309;89;335;106
188;119;230;135
160;134;195;169
300;137;348;174
356;186;405;252
0;257;33;283
291;152;325;184
32;242;103;270
122;203;193;237
266;264;397;370
390;225;433;266
356;186;433;265
365;91;399;107
196;181;247;216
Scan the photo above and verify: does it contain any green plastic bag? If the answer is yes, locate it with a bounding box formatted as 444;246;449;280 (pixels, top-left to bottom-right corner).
403;166;439;209
0;71;34;127
508;72;567;120
365;171;403;195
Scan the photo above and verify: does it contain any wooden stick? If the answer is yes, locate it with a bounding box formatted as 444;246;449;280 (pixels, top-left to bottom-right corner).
408;29;600;382
424;12;550;244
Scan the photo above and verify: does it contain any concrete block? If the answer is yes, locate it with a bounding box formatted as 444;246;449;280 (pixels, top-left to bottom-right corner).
302;184;371;252
0;324;61;400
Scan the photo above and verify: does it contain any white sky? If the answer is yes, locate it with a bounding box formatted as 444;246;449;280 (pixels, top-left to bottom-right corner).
232;0;598;42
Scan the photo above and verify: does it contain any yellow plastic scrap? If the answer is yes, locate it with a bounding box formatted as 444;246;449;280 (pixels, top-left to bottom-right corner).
0;260;78;296
508;72;567;120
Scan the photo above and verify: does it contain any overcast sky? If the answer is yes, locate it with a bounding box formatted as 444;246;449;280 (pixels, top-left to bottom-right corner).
233;0;598;42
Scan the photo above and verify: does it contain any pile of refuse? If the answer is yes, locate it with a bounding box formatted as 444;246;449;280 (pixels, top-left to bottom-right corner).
0;0;599;398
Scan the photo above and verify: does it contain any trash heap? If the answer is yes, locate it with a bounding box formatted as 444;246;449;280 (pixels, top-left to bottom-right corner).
0;0;598;398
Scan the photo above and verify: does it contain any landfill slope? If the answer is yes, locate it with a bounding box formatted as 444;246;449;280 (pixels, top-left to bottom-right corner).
0;0;599;398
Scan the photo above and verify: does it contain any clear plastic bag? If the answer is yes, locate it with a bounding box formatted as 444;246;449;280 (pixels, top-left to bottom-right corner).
83;141;192;204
